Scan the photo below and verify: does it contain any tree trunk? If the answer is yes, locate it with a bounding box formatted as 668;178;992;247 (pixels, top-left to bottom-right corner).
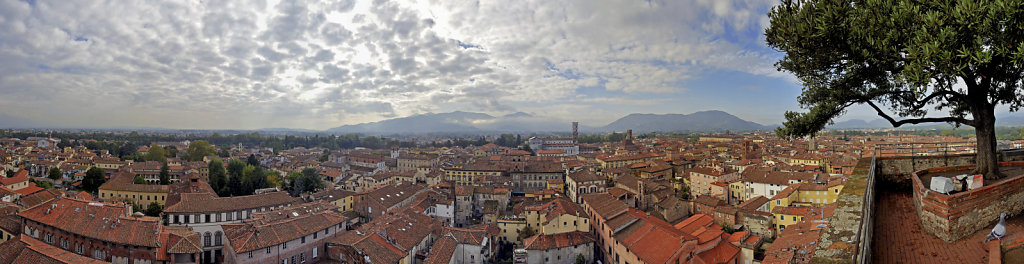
973;103;1002;180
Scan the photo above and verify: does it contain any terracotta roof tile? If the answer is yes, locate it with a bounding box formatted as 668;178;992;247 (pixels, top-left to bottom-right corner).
222;203;348;253
0;170;29;186
18;197;162;247
164;191;298;213
580;193;628;220
0;236;107;264
523;231;595;250
423;235;457;264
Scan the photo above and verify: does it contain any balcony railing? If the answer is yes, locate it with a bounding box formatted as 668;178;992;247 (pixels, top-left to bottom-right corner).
873;141;976;157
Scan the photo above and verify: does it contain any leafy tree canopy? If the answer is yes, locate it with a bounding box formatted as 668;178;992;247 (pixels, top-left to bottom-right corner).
767;0;1024;178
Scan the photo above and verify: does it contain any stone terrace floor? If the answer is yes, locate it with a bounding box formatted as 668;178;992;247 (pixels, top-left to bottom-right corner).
873;190;1024;263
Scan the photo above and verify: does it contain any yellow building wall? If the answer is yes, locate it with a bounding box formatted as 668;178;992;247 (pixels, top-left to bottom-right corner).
774;212;803;231
729;181;745;203
539;214;590;235
98;189;168;206
497;218;527;244
330;195;355;212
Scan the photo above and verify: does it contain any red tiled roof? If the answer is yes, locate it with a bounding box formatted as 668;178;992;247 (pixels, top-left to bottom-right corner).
98;171;169;193
222;208;348;253
17;189;60;210
18;197;162;247
164;191;298;213
13;185;43;196
613;210;692;264
0;170;29;186
524;197;588;225
581;193;628;220
423;235;457;264
772;206;812;216
738;196;770;212
523;231;595;250
567;169;603;183
0;236;107;264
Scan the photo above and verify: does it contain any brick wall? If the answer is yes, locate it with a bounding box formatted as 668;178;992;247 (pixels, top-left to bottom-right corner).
878;153;1024;190
876;155;976;190
912;162;1024;242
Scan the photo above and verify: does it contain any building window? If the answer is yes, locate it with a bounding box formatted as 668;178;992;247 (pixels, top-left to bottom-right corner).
215;231;223;246
267;248;271;254
204;232;211;247
313;246;318;258
301;236;306;243
313;232;318;239
249;252;253;258
283;242;287;249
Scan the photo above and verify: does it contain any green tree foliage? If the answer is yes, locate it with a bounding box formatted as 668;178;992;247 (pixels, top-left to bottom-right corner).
30;179;53;189
318;149;330;162
577;132;626;144
144;202;163;217
266;170;283;188
117;142;137;158
144;144;166;162
166;146;179;158
518;225;537;240
766;0;1024;179
159;162;170;185
494;134;522;148
47;167;61;180
226;159;246;196
184;140;217;161
83;167;105;193
241;165;269;195
722;221;736;234
576;254;586;264
247;154;260;167
4;131;418;155
208;159;229;196
228;171;243;196
286;168;324;197
134;175;147;184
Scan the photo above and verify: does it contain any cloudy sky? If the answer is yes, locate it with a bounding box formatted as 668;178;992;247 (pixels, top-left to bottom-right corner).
0;0;885;130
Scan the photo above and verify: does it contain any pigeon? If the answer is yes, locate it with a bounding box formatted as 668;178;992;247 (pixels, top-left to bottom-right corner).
985;213;1007;243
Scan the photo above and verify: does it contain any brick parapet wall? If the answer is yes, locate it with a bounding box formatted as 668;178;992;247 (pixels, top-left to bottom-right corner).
912;162;1024;242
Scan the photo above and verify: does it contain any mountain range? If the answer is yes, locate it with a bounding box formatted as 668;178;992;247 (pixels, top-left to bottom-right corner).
327;110;776;134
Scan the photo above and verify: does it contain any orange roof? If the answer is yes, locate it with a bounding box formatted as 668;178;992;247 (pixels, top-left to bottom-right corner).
13;185;43;196
0;170;29;186
772;206;812;216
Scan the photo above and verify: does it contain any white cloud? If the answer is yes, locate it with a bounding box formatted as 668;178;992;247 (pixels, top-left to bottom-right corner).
0;0;786;129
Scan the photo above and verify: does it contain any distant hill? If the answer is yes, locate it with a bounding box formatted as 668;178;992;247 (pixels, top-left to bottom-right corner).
599;110;771;133
327;110;773;134
826;114;1024;129
327;111;491;134
828;119;892;129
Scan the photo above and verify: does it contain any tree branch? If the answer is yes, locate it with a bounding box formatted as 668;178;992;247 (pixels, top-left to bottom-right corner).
909;90;967;109
865;100;975;127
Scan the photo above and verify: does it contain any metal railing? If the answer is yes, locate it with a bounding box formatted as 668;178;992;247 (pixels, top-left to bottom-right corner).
855;151;878;264
873;141;977;157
